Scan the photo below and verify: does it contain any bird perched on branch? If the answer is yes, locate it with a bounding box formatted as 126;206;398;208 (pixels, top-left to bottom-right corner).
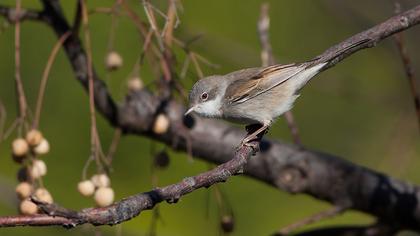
186;40;367;146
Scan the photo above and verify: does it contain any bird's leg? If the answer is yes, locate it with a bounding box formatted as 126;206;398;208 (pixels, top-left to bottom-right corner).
241;123;269;146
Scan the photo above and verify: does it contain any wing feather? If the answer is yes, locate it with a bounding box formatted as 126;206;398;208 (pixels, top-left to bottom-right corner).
225;63;306;104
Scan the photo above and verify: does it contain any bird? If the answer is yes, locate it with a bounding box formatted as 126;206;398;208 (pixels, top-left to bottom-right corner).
185;40;366;145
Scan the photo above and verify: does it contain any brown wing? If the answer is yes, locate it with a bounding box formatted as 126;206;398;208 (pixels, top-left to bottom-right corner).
225;63;305;104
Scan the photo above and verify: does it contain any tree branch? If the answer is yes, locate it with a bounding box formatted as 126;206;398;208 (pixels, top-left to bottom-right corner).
0;6;45;23
288;223;397;236
0;136;260;228
0;1;420;232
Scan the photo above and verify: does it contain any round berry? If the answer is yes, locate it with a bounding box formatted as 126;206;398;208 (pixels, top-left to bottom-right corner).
94;187;114;207
12;138;29;157
91;174;110;188
127;77;144;91
34;188;53;204
153;114;170;134
33;139;50;155
19;199;38;215
25;130;43;147
77;180;95;197
105;51;123;70
30;160;47;179
15;182;33;199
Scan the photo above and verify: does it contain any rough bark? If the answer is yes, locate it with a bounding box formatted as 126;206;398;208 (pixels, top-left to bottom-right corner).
0;1;419;232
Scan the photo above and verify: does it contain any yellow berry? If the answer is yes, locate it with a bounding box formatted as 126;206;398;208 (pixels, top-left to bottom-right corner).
30;160;47;179
19;199;38;215
153;114;170;134
105;51;123;70
12;138;29;157
127;77;143;91
15;182;33;199
94;187;114;207
77;180;95;197
91;174;110;188
25;130;43;147
34;188;53;204
33;139;50;155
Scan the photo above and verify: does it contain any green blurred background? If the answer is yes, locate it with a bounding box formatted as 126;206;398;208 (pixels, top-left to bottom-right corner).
0;0;420;235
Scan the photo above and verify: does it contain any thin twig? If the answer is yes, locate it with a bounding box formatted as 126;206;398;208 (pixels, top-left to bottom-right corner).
276;206;346;235
258;3;275;67
189;52;204;79
33;31;71;129
0;100;5;142
180;56;190;79
172;36;219;69
80;0;103;171
142;0;164;50
105;128;122;166
140;28;155;64
194;53;219;69
123;0;172;82
106;1;121;53
393;2;420;133
257;2;301;145
2;118;19;141
161;0;175;41
14;0;27;135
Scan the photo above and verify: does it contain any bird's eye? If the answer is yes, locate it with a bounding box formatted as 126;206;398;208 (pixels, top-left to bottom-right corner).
201;92;208;101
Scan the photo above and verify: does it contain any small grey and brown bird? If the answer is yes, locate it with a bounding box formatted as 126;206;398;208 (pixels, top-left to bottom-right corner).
185;40;366;145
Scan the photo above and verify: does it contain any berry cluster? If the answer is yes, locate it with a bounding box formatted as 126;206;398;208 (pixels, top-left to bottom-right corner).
12;129;52;215
77;174;114;207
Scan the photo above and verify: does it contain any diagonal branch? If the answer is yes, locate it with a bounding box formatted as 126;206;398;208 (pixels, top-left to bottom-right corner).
0;1;420;232
288;223;397;236
0;135;260;228
393;3;420;132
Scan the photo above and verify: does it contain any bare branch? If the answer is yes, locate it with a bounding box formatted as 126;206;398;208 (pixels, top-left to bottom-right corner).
318;5;420;69
276;206;346;235
0;135;260;227
33;31;71;129
0;1;420;231
287;223;397;236
0;6;45;23
393;3;420;133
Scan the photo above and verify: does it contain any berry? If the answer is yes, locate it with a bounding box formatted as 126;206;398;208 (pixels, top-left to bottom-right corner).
25;130;43;146
94;187;114;207
153;114;170;134
12;138;29;157
105;51;123;70
77;180;95;197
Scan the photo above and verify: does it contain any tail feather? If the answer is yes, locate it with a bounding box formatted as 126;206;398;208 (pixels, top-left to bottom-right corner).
310;38;370;66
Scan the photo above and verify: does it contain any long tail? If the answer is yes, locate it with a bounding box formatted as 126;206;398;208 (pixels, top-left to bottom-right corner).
293;39;369;89
312;38;370;67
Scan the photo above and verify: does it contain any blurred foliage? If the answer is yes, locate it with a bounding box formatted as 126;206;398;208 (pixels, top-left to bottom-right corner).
0;0;419;235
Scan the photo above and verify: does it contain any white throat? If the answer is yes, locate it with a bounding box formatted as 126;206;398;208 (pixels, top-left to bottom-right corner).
196;95;223;118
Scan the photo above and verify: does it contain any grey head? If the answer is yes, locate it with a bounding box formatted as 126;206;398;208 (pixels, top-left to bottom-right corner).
185;75;227;118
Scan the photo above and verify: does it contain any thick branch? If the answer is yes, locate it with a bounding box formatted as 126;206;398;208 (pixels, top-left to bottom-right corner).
0;1;420;231
289;224;397;236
